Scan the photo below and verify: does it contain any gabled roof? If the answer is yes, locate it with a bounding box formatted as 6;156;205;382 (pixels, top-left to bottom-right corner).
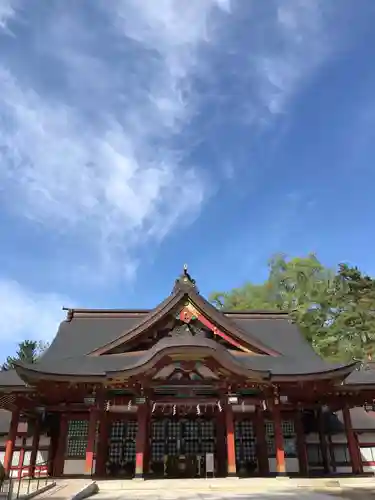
40;308;320;363
0;268;360;385
12;332;274;383
11;352;356;383
88;277;279;356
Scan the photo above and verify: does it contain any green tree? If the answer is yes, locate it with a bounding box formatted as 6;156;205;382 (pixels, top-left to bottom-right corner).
327;264;375;362
209;254;375;362
210;282;278;311
266;254;338;355
1;340;49;371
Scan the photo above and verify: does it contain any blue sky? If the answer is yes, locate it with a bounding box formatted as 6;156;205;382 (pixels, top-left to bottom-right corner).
1;0;375;359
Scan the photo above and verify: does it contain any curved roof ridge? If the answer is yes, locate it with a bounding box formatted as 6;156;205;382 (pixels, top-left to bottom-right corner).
12;334;273;381
88;286;279;356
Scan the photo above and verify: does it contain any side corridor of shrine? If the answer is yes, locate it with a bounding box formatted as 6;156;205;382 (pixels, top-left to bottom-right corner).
1;268;375;479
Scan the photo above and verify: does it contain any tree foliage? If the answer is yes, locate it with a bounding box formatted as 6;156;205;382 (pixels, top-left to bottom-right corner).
209;254;375;362
1;340;50;371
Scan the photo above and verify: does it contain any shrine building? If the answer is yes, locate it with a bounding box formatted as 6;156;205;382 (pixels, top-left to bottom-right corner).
1;267;375;479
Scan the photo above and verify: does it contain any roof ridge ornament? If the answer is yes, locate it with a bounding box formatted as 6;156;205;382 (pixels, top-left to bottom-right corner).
172;264;199;294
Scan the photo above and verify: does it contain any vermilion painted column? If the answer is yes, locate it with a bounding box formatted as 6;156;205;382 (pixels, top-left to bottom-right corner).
135;403;149;479
342;406;362;474
3;408;20;475
85;409;97;475
255;407;269;476
273;403;286;476
295;410;308;476
225;404;237;477
29;418;41;477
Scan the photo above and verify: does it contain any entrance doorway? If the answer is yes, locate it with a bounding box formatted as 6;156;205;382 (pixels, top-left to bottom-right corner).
106;420;138;477
149;417;216;478
234;419;259;476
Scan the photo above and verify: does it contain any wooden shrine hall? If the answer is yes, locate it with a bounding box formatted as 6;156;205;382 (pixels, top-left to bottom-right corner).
1;267;375;479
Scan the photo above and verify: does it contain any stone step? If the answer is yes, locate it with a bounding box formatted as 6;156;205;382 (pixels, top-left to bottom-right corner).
96;477;295;492
96;476;375;493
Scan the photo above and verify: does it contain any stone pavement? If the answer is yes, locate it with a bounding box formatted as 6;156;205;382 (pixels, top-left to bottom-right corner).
93;490;345;500
94;479;355;500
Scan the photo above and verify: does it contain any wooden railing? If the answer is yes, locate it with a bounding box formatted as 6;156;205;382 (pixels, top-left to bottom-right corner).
0;460;54;500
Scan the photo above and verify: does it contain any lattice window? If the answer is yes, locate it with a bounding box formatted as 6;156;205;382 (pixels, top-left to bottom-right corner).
184;420;199;439
265;420;274;436
111;420;125;440
201;420;215;440
65;420;88;458
123;441;136;462
151;441;165;462
152;420;165;440
266;437;275;457
282;420;296;458
241;421;255;440
184;440;199;454
265;419;296;458
234;420;257;466
282;420;295;436
106;420;138;469
167;420;180;439
125;421;138;440
166;440;179;456
242;441;257;461
108;442;123;462
201;440;215;453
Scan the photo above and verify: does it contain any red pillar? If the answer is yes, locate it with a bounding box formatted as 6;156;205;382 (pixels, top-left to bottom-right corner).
3;408;20;475
273;403;286;476
342;406;362;474
295;410;308;476
29;418;41;477
225;404;237;477
135;403;149;479
85;409;97;475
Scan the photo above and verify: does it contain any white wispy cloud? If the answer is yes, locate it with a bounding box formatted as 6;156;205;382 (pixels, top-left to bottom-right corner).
217;0;339;125
0;0;17;31
256;0;331;115
0;0;232;281
0;0;348;291
0;279;66;342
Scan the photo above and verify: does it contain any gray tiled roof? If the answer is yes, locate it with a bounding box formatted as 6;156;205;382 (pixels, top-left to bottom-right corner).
232;353;351;376
42;316;143;360
41;313;319;362
0;369;25;386
0;283;359;383
343;366;375;385
14;334;271;379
